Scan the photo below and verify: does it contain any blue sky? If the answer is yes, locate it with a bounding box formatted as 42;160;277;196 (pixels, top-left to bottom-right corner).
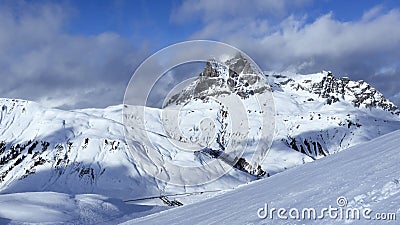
66;0;399;49
0;0;399;109
66;0;197;49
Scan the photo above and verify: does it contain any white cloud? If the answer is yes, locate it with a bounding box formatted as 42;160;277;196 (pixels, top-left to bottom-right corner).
0;2;144;109
171;0;312;24
362;5;385;21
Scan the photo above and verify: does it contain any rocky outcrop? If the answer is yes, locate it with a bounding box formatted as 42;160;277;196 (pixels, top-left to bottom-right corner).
311;72;399;114
165;54;270;107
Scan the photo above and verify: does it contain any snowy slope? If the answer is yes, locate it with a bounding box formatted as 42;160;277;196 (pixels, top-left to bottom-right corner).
128;129;400;225
0;192;167;224
0;98;255;199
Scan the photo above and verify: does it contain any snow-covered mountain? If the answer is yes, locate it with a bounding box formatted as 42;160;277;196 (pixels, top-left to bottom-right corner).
263;70;400;175
0;54;399;223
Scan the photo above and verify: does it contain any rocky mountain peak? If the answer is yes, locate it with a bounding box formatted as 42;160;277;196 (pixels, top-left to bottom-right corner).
315;72;399;114
201;61;219;78
270;71;399;115
225;53;260;76
165;55;270;107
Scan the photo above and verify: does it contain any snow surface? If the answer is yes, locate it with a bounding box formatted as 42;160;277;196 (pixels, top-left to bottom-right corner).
0;192;167;224
127;130;400;225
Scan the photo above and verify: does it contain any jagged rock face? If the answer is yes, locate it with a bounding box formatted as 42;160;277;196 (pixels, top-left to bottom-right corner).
225;53;259;75
165;55;270;107
202;62;219;77
288;72;399;114
265;71;400;166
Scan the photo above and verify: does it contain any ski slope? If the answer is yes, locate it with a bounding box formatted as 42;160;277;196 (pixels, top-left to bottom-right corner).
127;130;400;224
